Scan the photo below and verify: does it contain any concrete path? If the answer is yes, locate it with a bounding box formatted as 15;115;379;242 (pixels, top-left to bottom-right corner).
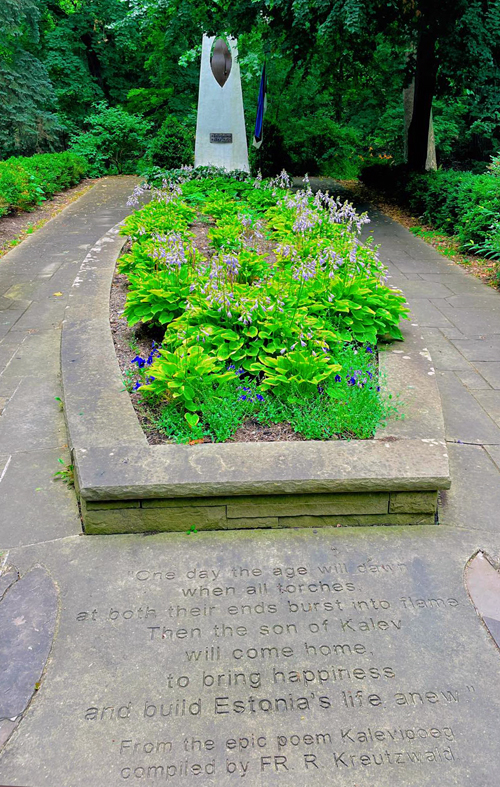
0;177;138;549
1;178;500;786
363;208;500;535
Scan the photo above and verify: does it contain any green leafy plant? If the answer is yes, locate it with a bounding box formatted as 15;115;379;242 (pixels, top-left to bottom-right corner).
145;116;194;171
121;173;407;441
70;103;152;176
54;458;74;486
0;152;87;217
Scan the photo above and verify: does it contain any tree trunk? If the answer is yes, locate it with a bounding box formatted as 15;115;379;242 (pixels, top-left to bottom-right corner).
407;26;438;172
81;32;110;100
404;78;437;170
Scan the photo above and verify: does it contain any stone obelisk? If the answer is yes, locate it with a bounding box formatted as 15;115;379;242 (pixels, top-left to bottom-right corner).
194;35;249;173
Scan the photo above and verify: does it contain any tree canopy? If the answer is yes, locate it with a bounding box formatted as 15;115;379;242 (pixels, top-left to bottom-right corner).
1;0;499;172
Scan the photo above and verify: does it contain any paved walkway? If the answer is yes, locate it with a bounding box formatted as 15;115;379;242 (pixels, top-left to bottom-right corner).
0;177;499;548
0;177;138;548
1;177;500;786
364;207;500;534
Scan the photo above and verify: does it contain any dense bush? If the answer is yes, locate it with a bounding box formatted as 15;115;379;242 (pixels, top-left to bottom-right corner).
487;152;500;177
284;117;362;179
250;121;293;178
406;171;500;249
69;104;151;177
145;116;194;171
119;172;407;441
0;151;87;216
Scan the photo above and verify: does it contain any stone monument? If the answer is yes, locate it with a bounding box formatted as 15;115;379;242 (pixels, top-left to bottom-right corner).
194;35;249;173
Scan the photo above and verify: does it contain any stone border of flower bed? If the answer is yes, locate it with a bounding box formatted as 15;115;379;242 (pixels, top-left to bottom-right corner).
61;224;450;534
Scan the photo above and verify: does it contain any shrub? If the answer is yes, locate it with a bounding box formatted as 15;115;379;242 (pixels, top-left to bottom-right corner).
0;151;87;216
15;152;87;196
406;171;500;248
145;116;194;171
69;103;151;176
250;121;293;178
488;152;500;177
360;161;407;194
283;116;362;178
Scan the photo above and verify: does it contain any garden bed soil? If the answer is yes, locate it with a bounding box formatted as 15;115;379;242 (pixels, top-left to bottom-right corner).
110;210;311;444
0;179;96;257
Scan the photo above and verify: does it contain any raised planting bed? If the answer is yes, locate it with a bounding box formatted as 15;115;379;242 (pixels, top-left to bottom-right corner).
62;173;450;533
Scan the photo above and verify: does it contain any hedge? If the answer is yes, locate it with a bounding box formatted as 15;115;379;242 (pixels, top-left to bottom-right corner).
0;152;88;217
406;170;500;249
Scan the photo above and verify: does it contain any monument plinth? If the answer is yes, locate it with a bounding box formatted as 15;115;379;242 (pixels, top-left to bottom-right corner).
194;35;249;173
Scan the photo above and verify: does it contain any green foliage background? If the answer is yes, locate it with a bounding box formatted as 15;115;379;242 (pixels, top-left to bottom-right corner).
1;0;500;175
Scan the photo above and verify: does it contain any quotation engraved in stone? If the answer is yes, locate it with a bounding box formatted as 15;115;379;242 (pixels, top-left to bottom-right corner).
69;551;495;784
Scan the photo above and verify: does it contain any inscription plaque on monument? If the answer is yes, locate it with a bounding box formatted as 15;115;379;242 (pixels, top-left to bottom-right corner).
1;529;500;786
210;133;233;144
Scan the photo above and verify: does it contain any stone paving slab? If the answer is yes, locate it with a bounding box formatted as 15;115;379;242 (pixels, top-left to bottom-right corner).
0;448;80;548
445;293;500;309
0;328;60;382
415;328;472;371
436;372;500;445
472;391;500;427
1;526;500;787
450;337;500;362
406;299;455;328
0;376;67;453
439;444;500;532
392;280;454;299
433;304;500;336
456;369;492;390
474;363;500;389
416;272;490;295
485;445;500;471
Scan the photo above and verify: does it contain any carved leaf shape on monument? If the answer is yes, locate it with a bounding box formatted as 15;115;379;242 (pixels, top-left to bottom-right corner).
211;38;232;87
465;551;500;651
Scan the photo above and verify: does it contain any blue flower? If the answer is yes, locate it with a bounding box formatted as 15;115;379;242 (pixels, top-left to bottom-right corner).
347;376;356;386
366;345;373;353
256;394;264;401
239;395;247;401
132;355;146;369
334;374;342;383
376;386;381;392
133;381;142;391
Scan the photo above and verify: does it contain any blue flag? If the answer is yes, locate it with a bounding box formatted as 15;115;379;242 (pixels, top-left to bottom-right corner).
253;62;267;149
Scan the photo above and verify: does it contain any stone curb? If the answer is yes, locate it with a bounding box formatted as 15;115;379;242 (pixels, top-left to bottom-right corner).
61;223;450;533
